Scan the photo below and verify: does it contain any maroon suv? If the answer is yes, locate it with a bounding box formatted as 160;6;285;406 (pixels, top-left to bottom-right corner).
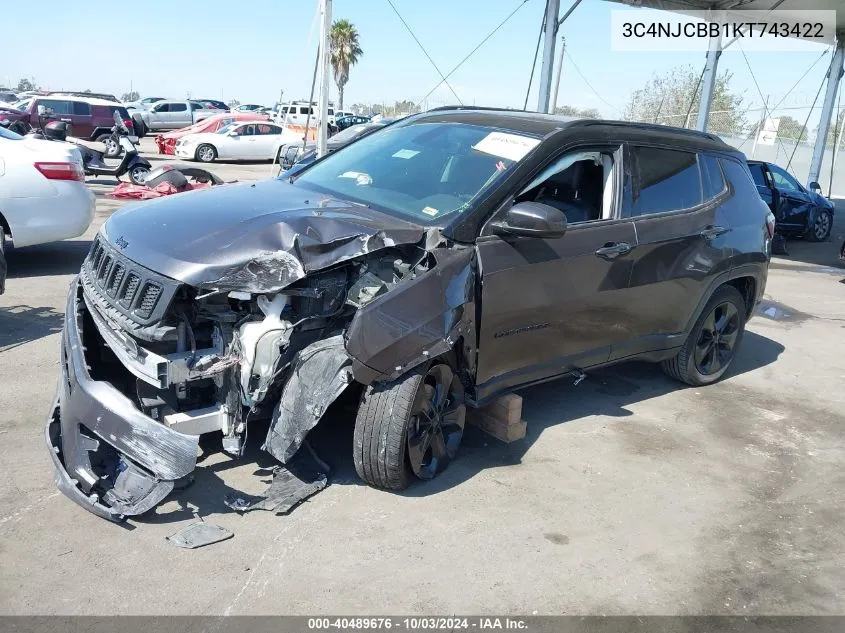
0;95;135;141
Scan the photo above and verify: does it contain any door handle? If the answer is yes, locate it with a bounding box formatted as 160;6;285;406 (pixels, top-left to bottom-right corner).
595;242;632;260
60;118;72;122
700;225;730;240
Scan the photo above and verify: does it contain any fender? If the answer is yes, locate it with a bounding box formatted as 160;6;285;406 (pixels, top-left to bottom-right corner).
345;246;477;386
89;127;114;141
681;262;767;338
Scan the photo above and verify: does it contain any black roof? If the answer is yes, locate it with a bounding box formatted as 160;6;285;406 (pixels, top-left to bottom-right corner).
412;106;738;154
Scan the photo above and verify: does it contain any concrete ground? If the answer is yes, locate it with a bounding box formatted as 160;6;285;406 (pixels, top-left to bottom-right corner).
0;141;843;615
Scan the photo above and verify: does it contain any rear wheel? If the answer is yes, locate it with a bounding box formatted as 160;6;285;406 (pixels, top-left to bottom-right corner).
354;360;466;490
807;210;832;242
97;134;122;158
661;285;746;386
196;144;217;163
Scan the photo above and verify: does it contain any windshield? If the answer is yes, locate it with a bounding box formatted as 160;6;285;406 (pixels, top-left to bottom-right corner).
217;123;238;135
293;122;540;224
330;123;374;144
0;127;23;140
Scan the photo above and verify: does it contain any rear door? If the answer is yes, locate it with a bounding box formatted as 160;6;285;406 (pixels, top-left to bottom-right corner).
748;162;776;211
69;100;93;138
33;98;72;130
614;146;731;360
767;163;813;231
167;102;189;128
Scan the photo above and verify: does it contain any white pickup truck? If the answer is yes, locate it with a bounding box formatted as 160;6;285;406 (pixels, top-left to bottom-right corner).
136;100;217;132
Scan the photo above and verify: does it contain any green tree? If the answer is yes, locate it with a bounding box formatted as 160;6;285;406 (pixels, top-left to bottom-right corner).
624;65;746;135
330;19;363;110
823;108;845;148
773;115;807;142
555;105;600;119
16;78;38;92
121;91;140;102
228;98;241;108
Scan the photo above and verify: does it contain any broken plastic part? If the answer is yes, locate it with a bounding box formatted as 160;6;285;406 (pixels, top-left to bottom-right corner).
238;294;292;406
167;522;233;549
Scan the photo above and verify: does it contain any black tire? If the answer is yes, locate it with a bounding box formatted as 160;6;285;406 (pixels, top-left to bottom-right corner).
195;144;217;163
0;231;6;295
97;134;122;158
131;114;146;138
354;360;466;490
661;285;747;387
807;210;832;242
128;164;151;186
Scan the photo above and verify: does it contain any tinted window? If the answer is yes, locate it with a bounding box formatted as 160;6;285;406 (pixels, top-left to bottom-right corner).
721;158;757;191
72;101;91;115
106;106;130;120
629;147;701;217
747;163;768;188
700;155;726;199
170;103;187;112
265;125;282;135
37;99;72;115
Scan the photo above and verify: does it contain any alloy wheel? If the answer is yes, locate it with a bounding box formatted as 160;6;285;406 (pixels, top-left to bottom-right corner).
407;364;466;480
199;146;215;162
814;212;831;241
694;302;740;376
129;166;150;185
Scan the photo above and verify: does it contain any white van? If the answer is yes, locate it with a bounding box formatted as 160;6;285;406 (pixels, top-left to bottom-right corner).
276;101;336;126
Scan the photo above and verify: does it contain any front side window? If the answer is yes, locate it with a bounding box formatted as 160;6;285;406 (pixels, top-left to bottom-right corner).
767;164;801;192
293;122;541;225
628;146;702;217
515;148;616;224
153;103;168;112
37;99;72;115
170;103;187;112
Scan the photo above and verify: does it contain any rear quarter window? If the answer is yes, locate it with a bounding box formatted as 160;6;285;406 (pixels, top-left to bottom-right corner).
700;155;726;199
72;101;91;115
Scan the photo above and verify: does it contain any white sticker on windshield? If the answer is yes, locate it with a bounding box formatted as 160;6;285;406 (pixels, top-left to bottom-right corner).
421;206;439;216
392;149;419;159
472;132;540;162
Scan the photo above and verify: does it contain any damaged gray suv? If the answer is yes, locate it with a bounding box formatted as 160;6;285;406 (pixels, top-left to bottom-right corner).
48;107;773;520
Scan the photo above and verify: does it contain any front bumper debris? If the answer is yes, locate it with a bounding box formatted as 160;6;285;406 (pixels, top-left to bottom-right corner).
45;278;199;521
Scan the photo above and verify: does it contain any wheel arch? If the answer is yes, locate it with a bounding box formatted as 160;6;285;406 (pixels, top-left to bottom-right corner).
0;210;11;241
684;265;765;336
725;275;757;321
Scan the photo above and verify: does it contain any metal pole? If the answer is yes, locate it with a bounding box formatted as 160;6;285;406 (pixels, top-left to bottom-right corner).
536;0;560;113
808;36;844;186
550;35;566;114
696;10;724;132
750;96;769;160
829;100;844;198
316;0;332;158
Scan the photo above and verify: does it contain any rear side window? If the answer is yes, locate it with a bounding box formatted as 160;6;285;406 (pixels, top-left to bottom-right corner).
700;155;726;199
170;103;187;112
747;163;768;188
103;105;130;120
628;146;702;217
721;158;757;192
72;101;91;115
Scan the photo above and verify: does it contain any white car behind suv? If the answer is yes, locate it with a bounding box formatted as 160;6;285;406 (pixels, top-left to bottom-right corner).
0;126;95;292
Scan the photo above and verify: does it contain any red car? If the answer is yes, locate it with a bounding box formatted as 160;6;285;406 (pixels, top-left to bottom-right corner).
0;94;134;142
154;112;270;154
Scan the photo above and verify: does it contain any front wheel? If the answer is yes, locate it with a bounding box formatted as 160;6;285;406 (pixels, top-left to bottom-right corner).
196;144;217;163
128;164;151;186
354;361;466;490
807;210;832;242
661;285;746;386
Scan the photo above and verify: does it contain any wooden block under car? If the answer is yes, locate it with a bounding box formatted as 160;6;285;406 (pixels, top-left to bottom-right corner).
467;394;526;443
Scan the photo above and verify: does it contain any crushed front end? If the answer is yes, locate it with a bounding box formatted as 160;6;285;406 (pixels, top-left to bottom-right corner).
47;230;458;520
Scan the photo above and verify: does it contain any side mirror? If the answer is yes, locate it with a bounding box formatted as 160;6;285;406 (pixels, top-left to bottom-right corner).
491;202;568;239
808;181;821;192
228;131;238;137
37;105;47;116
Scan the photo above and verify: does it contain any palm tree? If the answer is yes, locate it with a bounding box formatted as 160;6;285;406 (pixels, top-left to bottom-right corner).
330;19;363;110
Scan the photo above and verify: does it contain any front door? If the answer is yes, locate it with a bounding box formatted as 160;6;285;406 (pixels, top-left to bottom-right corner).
748;162;775;211
614;146;731;359
475;145;636;400
767;163;812;232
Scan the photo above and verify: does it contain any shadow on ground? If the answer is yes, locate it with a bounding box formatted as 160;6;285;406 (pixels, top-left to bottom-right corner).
770;199;845;272
0;304;64;351
6;240;91;279
139;330;784;523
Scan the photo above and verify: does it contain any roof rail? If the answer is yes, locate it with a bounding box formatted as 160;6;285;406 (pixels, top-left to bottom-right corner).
425;105;530;114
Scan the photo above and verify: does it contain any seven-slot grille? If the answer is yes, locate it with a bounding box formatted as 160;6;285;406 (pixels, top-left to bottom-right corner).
82;236;179;326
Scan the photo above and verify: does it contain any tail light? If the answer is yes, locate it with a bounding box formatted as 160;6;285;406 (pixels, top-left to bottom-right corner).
766;212;776;239
124;119;134;132
34;161;85;182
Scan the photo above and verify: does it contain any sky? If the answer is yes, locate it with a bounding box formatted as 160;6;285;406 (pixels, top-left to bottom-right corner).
0;0;838;127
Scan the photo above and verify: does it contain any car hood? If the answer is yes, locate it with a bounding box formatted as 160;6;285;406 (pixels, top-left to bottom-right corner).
809;190;835;210
101;178;427;292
